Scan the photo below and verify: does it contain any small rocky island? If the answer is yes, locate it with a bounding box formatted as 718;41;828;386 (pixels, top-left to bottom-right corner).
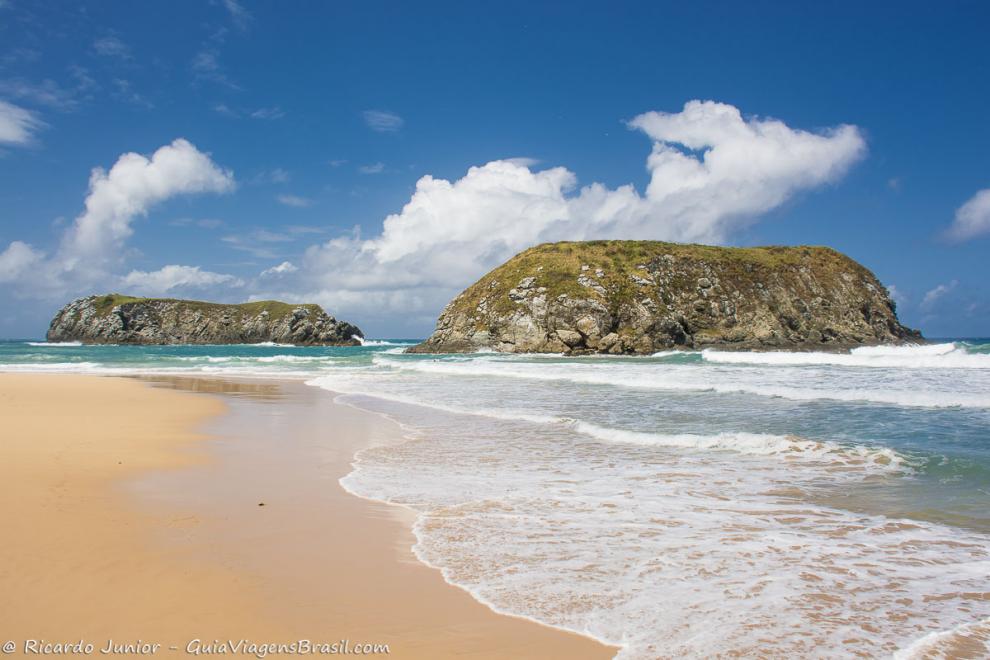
409;241;921;355
47;294;363;346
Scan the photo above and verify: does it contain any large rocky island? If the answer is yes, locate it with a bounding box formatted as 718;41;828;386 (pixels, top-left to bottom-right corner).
47;294;363;346
409;241;921;355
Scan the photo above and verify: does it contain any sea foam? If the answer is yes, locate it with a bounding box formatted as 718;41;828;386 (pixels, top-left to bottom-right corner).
25;341;83;347
702;342;990;369
335;391;990;658
373;354;990;408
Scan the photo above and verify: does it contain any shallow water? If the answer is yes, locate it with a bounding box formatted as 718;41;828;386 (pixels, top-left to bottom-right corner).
3;338;989;657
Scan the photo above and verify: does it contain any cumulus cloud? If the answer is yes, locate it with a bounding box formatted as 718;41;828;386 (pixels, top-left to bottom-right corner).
0;138;234;296
0;101;867;336
945;189;990;242
60;139;233;270
621;101;865;241
0;241;44;282
267;101;865;329
120;265;243;296
362;110;403;132
0;100;43;145
260;261;298;277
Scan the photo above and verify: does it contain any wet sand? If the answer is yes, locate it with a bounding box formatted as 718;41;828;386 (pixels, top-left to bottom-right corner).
0;374;615;658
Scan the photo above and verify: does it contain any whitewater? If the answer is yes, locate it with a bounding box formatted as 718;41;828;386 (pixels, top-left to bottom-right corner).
2;339;989;657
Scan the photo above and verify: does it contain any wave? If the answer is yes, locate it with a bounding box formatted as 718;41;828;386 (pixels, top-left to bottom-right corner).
570;421;907;472
25;341;82;347
175;354;335;364
893;616;990;659
960;340;990;354
307;376;907;473
0;361;326;379
702;342;990;369
375;356;990;408
352;336;415;347
308;375;573;425
0;361;104;371
338;396;990;658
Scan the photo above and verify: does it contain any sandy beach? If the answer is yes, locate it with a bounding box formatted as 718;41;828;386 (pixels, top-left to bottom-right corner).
0;374;614;659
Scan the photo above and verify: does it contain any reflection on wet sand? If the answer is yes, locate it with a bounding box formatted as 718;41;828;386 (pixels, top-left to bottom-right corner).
135;374;287;401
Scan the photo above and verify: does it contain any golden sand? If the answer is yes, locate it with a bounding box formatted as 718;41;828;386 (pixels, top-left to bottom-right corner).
0;374;614;658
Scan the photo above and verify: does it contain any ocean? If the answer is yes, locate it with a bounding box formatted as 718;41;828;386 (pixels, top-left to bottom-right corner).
2;339;989;657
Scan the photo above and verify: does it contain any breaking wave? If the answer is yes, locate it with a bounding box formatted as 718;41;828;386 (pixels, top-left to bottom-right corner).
702;342;990;369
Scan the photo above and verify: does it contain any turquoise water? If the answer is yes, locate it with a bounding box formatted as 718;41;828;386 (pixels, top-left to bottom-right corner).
3;338;989;656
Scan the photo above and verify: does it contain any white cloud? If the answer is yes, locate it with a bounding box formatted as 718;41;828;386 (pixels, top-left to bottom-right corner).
328;159;348;168
251;168;290;184
192;50;220;72
222;229;293;258
61;139;233;268
120;265;243;296
266;100;866;328
221;0;252;31
504;157;540;168
0;138;234;297
250;106;285;120
620;101;865;242
945;189;990;242
0;100;43;145
886;284;906;307
922;280;958;309
0;241;44;282
0;101;867;336
213;103;238;117
93;36;131;59
0;78;82;110
191;50;239;88
268;168;290;183
260;261;298;277
111;79;153;108
362;109;403;132
169;217;225;229
285;225;324;235
358;162;385;174
277;194;313;207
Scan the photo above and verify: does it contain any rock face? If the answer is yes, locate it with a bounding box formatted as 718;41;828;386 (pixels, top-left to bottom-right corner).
47;294;363;346
408;241;921;355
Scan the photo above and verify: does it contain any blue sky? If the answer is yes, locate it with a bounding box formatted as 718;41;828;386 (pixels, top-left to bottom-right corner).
1;1;988;339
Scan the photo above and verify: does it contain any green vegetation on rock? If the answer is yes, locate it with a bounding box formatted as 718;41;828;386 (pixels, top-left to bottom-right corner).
409;240;920;355
47;294;362;346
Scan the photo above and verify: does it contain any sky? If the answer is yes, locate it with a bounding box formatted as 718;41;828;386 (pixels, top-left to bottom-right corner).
0;1;988;339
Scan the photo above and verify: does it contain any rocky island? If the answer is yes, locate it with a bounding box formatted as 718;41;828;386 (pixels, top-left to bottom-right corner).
409;241;921;355
47;294;363;345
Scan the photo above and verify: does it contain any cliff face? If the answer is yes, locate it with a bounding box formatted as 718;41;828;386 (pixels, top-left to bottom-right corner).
409;241;921;355
47;294;363;346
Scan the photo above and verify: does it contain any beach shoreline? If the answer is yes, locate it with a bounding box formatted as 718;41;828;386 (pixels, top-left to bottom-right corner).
0;373;615;659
